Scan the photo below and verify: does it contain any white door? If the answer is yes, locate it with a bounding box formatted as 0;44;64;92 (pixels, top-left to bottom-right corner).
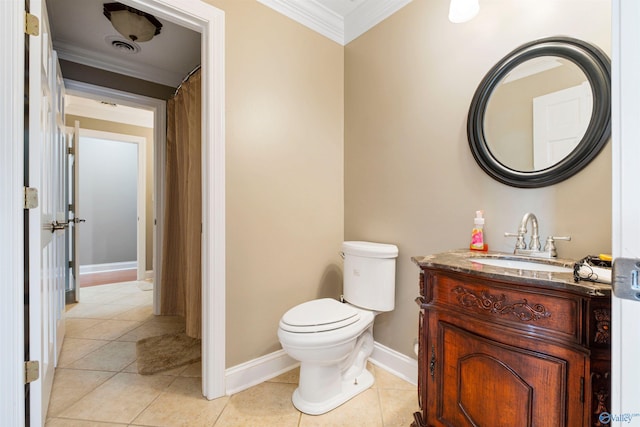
532;81;593;169
0;0;29;424
612;0;640;425
51;52;67;363
27;0;67;424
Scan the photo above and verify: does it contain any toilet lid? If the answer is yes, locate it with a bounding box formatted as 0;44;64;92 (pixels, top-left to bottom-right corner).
280;298;360;333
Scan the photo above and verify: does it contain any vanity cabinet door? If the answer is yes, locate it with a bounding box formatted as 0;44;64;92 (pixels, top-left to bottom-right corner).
425;311;587;427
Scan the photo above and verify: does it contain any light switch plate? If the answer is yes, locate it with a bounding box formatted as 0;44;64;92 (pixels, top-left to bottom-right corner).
612;258;640;302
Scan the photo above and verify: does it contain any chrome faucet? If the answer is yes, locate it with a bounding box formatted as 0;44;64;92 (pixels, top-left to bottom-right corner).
505;212;571;258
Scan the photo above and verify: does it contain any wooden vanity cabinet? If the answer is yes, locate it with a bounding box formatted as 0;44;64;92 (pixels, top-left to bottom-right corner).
412;265;611;427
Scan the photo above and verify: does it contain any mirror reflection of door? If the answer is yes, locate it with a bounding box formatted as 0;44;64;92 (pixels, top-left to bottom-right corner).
532;81;593;170
484;56;591;171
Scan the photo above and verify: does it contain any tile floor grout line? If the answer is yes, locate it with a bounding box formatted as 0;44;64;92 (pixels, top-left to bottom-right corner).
129;374;181;426
56;339;112;368
211;393;233;426
46;368;118;421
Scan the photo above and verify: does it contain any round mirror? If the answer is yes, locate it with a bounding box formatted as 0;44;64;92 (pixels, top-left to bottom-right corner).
468;37;611;188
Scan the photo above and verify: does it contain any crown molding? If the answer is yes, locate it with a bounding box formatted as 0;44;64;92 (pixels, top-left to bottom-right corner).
345;0;413;44
257;0;412;46
257;0;344;44
54;40;183;87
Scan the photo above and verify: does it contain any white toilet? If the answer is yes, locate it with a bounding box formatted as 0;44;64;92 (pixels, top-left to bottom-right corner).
277;241;398;415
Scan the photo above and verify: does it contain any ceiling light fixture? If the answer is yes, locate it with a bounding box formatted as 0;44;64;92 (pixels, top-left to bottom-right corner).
103;2;162;42
448;0;480;23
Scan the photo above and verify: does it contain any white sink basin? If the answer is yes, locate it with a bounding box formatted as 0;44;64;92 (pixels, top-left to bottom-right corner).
469;257;573;273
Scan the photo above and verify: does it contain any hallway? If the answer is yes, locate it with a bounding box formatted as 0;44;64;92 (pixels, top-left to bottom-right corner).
45;282;418;426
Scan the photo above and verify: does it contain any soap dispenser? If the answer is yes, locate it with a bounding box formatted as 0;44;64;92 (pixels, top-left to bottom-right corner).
470;210;488;251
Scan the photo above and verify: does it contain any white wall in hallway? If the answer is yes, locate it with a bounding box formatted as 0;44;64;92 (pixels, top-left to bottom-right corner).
79;136;138;266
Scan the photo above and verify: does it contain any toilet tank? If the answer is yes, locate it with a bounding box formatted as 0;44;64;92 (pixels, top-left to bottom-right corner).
342;241;398;312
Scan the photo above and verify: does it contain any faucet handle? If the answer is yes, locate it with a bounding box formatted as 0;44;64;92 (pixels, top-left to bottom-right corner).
543;236;571;257
505;232;526;249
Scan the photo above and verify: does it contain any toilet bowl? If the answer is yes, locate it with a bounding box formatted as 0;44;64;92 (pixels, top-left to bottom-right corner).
278;298;376;415
277;241;398;415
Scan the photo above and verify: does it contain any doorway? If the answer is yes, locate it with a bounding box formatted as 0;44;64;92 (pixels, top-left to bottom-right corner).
76;129;148;288
63;0;226;399
0;3;225;424
110;1;226;400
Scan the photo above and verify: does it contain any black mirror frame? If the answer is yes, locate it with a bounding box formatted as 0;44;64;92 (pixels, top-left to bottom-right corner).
467;36;611;188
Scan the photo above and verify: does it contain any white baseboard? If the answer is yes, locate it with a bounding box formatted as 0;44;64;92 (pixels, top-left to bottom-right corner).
79;261;137;274
370;341;418;386
224;341;417;396
145;270;154;280
225;350;299;396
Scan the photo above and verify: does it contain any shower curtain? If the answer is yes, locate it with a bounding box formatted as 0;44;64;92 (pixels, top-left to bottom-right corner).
160;68;202;339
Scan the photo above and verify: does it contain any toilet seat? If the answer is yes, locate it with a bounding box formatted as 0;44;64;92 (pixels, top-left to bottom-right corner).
280;298;360;333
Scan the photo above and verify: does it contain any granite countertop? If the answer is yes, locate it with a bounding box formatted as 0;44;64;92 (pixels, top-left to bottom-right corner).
411;249;611;297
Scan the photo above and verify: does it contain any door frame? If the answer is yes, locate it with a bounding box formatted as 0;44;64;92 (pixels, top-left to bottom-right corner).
0;0;27;425
110;0;227;399
66;80;167;314
611;0;640;420
77;128;147;282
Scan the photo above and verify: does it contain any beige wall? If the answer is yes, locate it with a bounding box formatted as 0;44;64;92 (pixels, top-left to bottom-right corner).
205;0;345;366
66;115;154;272
345;0;611;358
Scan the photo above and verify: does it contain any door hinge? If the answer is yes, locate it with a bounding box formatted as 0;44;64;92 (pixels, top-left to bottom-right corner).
69;203;74;212
24;187;39;209
67;146;74;155
24;360;39;384
69;260;74;269
24;12;39;36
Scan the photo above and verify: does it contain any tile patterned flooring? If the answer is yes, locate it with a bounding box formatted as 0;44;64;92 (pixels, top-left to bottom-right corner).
46;281;419;426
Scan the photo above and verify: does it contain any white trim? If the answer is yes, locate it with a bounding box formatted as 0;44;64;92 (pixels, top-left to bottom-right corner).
257;0;343;44
79;261;138;275
64;80;167;319
370;341;418;386
225;350;298;396
117;0;227;400
256;0;412;45
611;0;640;421
0;0;26;424
55;41;183;87
224;341;417;396
344;0;413;44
